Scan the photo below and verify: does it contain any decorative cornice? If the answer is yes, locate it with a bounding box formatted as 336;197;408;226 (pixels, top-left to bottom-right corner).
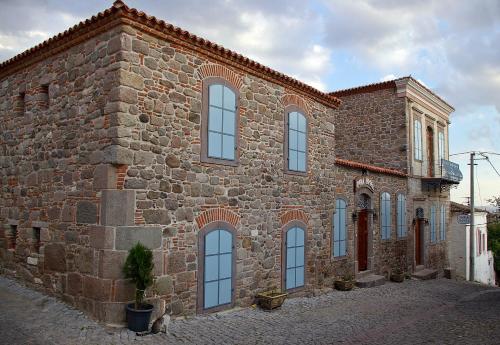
0;1;340;108
335;158;407;177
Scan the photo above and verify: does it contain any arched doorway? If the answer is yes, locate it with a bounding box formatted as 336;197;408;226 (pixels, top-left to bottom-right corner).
427;126;434;177
357;193;371;271
415;208;425;266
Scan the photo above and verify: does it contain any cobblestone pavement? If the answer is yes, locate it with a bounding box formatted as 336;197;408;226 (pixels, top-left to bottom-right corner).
1;276;499;345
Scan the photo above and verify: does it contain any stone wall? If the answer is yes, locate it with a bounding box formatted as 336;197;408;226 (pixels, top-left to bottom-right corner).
333;88;408;172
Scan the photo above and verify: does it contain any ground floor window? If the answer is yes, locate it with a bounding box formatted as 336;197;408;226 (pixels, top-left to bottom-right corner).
203;229;233;309
285;226;305;290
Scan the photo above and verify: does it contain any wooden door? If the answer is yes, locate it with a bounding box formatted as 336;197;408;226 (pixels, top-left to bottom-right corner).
427;127;434;176
358;210;368;271
415;220;422;265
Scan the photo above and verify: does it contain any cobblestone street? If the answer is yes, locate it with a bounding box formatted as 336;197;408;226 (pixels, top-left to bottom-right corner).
1;275;499;345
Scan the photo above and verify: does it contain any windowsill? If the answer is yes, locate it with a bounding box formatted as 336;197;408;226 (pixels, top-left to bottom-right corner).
200;302;234;314
396;237;408;241
332;255;348;262
284;169;308;177
200;156;239;167
285;285;305;294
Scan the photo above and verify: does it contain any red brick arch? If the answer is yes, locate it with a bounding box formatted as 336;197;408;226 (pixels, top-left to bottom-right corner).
197;64;244;90
281;93;311;115
195;208;240;230
280;209;309;227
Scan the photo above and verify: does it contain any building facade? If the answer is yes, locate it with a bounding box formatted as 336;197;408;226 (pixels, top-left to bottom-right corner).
0;1;461;325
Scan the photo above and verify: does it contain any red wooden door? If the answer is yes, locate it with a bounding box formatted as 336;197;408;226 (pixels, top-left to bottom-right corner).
427;127;434;177
358;210;368;271
415;220;422;265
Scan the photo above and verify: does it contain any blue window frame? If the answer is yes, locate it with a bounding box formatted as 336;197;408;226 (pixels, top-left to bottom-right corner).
397;194;406;238
287;111;307;172
430;205;436;243
381;192;391;240
333;199;347;257
204;229;233;309
439;204;446;241
285;227;305;290
207;84;236;161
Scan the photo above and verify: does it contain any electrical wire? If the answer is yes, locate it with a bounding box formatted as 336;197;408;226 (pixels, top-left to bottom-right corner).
485;156;500;178
476;167;483;207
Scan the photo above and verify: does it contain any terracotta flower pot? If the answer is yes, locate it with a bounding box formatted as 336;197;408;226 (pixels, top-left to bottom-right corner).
256;290;288;310
334;280;354;291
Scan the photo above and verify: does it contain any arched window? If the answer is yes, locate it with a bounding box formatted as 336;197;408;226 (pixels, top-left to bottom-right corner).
397;194;406;238
438;131;445;164
199;227;235;311
285;109;307;173
430;205;436;243
285;226;305;290
201;79;238;165
380;192;391;240
333;199;347;257
439;204;446;241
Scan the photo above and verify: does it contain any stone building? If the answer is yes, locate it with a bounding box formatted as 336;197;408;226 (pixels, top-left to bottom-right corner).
331;77;463;277
0;1;460;325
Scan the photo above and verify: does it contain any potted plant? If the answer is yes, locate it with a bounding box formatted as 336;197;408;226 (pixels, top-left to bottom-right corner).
255;288;288;310
390;268;405;283
123;242;155;332
334;274;354;291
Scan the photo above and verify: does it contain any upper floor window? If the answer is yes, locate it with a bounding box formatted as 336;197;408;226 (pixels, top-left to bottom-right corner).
396;194;406;238
201;79;238;165
439;204;446;241
438;131;445;164
333;199;347;257
285;109;307;173
430;205;436;243
414;119;423;161
380;192;391;240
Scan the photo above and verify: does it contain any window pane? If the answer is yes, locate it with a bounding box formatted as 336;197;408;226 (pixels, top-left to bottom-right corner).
219;230;232;253
286;247;295;268
204;281;218;308
295;267;304;287
287;228;296;247
222;134;235;160
296;228;305;246
288;150;297;171
340;240;346;256
289;112;298;130
208;132;222;158
219;278;232;305
219;253;232;279
286;268;295;289
288;129;297;151
296;246;304;266
297;113;306;132
297;152;306;172
334;241;340;257
222;110;235;135
223;86;235;111
333;213;340;241
209;106;223;132
297;132;306;151
205;255;219;282
205;231;219;255
209;84;223;107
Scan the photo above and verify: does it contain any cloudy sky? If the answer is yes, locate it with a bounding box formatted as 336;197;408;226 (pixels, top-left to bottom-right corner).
1;0;499;206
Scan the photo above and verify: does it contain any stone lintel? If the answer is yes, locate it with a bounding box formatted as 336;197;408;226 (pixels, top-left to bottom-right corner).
100;189;135;226
115;226;162;250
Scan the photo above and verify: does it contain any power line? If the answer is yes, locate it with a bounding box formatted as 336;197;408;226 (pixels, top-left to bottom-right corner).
476;167;483;206
485;156;500;178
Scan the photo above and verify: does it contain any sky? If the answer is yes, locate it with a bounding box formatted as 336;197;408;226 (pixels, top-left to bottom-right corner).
0;0;499;206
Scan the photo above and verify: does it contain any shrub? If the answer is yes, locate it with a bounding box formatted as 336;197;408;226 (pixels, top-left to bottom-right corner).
123;242;154;309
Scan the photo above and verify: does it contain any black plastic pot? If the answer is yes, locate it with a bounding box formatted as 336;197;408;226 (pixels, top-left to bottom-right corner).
126;303;154;332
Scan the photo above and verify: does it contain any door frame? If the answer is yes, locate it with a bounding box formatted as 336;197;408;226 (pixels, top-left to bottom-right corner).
354;188;374;275
414;207;426;268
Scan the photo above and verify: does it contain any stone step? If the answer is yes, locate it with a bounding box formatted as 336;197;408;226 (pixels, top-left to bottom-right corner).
412;269;438;280
415;265;425;272
356;270;373;279
356;274;386;288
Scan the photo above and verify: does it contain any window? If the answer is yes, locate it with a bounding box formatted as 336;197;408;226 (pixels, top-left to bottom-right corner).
201;80;238;165
380;192;391;240
439;204;446;241
438;131;445;165
7;225;17;250
203;229;233;310
333;199;347;257
414;119;422;161
285;226;305;290
477;229;481;255
33;227;41;253
285;110;307;173
430;205;436;243
397;194;406;238
17;92;25;115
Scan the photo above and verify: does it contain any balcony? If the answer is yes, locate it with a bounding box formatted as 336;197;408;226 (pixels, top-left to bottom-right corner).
421;159;463;192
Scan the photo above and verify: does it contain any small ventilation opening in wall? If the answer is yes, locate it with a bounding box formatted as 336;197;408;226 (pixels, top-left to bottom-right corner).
32;227;41;253
41;84;49;108
17;92;26;115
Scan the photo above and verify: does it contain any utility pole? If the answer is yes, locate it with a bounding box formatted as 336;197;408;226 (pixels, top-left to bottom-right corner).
469;152;475;282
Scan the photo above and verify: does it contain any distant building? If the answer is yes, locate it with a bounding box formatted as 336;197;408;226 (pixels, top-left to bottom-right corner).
449;202;495;285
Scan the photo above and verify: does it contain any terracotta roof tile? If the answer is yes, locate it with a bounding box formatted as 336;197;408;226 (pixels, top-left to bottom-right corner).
335;158;407;177
0;0;340;108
